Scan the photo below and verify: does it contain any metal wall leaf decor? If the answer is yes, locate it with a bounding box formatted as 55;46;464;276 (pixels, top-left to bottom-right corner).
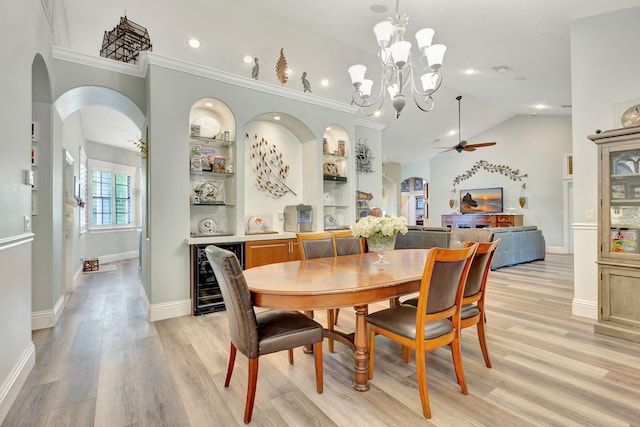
247;133;296;198
275;48;288;85
451;159;527;193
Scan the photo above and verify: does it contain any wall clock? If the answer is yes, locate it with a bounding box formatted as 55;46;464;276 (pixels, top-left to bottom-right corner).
621;104;640;128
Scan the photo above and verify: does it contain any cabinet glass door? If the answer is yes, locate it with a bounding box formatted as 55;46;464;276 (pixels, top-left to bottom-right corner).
608;149;640;255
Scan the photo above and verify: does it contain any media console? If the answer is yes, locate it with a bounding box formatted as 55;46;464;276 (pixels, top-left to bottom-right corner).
441;213;523;228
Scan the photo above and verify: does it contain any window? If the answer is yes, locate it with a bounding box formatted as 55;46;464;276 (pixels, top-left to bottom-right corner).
88;160;136;229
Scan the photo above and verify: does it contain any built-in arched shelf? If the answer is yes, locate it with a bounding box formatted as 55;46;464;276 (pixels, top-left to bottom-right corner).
322;124;351;230
188;97;236;236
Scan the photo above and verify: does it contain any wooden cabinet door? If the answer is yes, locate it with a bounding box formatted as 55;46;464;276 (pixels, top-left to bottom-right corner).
245;238;301;268
245;239;290;268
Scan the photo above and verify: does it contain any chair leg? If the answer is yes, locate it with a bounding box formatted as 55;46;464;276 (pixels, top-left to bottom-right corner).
450;337;468;395
288;349;294;365
401;345;411;363
244;357;259;424
367;327;376;380
477;317;492;368
333;308;340;325
327;310;335;353
225;342;237;387
313;341;324;394
415;349;432;419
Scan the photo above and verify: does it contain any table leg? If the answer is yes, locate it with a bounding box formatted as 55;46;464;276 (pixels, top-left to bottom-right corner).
303;310;314;354
353;304;370;391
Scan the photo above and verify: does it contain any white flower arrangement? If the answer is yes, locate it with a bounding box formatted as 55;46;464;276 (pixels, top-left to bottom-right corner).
353;214;408;239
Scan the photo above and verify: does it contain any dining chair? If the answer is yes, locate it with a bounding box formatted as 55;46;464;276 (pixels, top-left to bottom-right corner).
204;245;323;424
328;230;365;327
366;244;478;419
402;239;500;368
296;232;338;350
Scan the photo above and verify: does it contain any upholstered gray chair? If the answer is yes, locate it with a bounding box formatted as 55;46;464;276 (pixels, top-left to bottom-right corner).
366;244;477;419
449;228;494;248
328;230;365;329
204;245;323;424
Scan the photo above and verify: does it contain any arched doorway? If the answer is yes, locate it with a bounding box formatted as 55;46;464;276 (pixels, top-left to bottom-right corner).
400;176;428;225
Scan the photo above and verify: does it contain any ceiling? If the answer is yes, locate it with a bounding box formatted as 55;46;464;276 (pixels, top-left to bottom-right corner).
61;0;640;163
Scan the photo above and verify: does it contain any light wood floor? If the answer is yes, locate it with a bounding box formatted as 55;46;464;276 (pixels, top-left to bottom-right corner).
4;253;640;426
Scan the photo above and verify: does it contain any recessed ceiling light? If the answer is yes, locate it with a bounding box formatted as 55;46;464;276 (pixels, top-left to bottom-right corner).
205;102;213;107
374;110;382;117
326;126;332;131
188;38;200;48
320;79;330;87
285;67;293;76
273;115;281;121
448;130;457;136
534;104;546;109
243;55;253;64
464;68;475;75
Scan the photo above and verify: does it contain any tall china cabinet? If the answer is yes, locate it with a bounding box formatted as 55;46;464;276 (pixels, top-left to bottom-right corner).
590;126;640;343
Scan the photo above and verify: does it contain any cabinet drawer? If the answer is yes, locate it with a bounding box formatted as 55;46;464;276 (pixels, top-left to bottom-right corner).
496;215;512;223
472;216;493;224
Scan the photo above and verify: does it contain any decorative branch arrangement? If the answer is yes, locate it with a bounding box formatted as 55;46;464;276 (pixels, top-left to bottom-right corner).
247;133;295;198
130;137;147;159
451;160;527;188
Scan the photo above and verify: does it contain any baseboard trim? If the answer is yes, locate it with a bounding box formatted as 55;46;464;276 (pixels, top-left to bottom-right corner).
98;251;138;265
546;246;567;254
0;342;35;424
148;298;192;322
31;294;65;331
572;298;597;320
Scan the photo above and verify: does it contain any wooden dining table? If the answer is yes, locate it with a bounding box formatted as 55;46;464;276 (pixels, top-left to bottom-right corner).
243;248;429;391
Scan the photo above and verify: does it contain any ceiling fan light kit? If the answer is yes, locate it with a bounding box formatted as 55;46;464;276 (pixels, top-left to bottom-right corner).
347;0;446;118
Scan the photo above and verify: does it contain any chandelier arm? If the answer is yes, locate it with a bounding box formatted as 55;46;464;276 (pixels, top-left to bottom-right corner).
412;93;435;112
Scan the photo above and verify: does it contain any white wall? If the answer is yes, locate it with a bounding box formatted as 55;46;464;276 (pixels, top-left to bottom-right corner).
570;6;640;319
429;114;572;249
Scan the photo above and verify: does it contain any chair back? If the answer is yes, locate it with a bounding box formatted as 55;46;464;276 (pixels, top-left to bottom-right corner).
204;245;259;358
415;244;478;322
464;239;500;298
331;230;364;256
297;232;336;259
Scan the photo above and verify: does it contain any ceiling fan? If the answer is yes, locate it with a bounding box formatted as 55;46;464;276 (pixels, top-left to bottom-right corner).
436;95;497;153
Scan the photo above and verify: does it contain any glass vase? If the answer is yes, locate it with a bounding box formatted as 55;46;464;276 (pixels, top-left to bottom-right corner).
367;234;397;264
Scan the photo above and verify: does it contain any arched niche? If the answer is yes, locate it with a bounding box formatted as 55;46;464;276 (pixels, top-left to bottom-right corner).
322;124;351;229
243;112;316;232
188;98;235;141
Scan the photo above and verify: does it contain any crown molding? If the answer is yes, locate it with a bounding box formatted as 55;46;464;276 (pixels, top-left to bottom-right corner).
52;47;358;115
52;46;147;78
142;52;357;115
355;118;386;131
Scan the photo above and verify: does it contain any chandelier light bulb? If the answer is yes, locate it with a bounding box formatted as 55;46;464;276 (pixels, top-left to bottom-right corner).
348;64;367;85
361;79;374;97
420;73;437;93
426;44;447;70
415;28;435;50
374;21;393;47
390;40;411;68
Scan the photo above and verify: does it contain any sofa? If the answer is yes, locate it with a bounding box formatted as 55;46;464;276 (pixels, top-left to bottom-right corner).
394;225;545;270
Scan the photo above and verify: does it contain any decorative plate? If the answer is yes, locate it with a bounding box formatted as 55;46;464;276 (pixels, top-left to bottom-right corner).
198;217;219;234
324;214;337;228
192;116;221;138
247;216;267;233
323;192;334;206
197;182;219;202
621;104;640;128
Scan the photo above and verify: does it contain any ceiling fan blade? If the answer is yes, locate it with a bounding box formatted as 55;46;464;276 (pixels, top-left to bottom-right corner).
466;142;497;148
458;140;468;147
464;147;477;151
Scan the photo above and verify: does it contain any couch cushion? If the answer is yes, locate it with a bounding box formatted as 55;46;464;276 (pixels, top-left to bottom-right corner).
449;228;494;248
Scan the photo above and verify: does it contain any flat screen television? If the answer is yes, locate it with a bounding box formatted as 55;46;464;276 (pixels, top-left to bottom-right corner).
460;187;503;214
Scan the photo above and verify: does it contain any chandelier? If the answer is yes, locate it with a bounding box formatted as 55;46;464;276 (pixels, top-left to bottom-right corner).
348;0;447;118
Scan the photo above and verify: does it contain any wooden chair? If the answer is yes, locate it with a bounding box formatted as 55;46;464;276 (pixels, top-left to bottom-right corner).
403;239;500;368
205;246;323;424
459;239;500;367
296;232;338;351
366;244;478;419
328;230;365;326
